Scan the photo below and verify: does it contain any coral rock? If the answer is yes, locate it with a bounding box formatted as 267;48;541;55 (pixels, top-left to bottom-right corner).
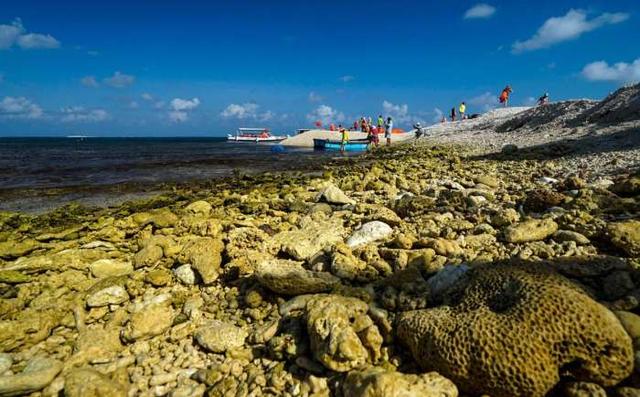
304;294;382;372
256;259;340;295
503;218;558;243
195;320;247;353
397;263;633;397
0;357;62;396
608;220;640;257
346;221;393;248
343;367;458;397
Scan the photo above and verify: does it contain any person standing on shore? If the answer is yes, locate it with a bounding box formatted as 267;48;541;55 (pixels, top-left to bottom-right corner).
340;127;349;153
385;116;393;146
450;107;456;122
499;85;512;107
377;115;384;131
459;102;466;120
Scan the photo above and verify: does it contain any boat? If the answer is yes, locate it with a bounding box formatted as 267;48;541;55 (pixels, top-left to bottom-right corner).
313;138;370;152
227;128;287;143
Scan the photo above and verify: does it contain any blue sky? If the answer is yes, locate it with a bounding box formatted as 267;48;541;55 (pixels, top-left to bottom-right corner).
0;0;639;136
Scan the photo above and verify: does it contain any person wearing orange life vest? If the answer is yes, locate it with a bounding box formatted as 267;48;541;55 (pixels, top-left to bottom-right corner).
499;85;513;107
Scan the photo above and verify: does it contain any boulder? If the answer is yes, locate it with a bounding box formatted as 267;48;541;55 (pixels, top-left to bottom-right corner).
144;268;172;287
133;245;163;268
177;237;224;284
553;230;590;245
274;217;345;261
86;286;129;307
174;264;196;285
121;303;174;342
319;184;355;205
397;263;633;397
185;200;213;216
304;294;382;372
64;368;126;397
255;259;340;295
195;320;247;353
132;208;178;228
343;367;458;397
0;357;62;396
0;270;30;284
608;220;640;257
503;218;558;243
0;239;40;260
89;259;133;278
346;221;393;248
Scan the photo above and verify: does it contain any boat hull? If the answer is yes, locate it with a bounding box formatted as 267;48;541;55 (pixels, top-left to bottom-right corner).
227;135;286;143
313;139;369;152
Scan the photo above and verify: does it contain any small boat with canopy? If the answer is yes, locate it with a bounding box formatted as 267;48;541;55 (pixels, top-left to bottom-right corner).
227;128;287;143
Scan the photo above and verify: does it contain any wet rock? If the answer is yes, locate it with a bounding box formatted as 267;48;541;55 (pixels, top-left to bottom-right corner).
132;208;178;228
611;176;640;197
553;230;590;245
177;237;224;284
274;217;345;261
343;367;458;397
319;183;355;205
0;270;30;284
503;218;558;243
121;302;174;342
256;259;340;295
89;259;133;278
0;239;40;260
604;271;635;301
608;220;640;256
615;311;640;339
330;243;368;281
397;263;633;397
86;285;129;307
144;268;172;286
134;244;163;268
195;320;247;353
523;189;565;212
174;264;196;285
563;382;606;397
475;175;499;188
491;208;520;227
64;368;126;397
0;357;62;396
304;294;382;372
185;200;212;216
346;221;393;248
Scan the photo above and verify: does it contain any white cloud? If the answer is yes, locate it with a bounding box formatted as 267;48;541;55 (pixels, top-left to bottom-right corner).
141;93;153;101
464;4;496;19
154;101;166;109
81;76;99;88
169;97;200;122
16;33;60;49
382;100;426;125
308;91;323;102
582;58;640;83
220;102;273;121
512;9;629;53
306;104;345;125
103;71;135;88
339;75;355;83
469;92;497;112
0;18;60;50
60;106;109;122
129;101;139;109
0;96;43;119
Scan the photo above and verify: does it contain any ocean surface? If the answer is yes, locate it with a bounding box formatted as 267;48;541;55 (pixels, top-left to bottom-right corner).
0;137;332;191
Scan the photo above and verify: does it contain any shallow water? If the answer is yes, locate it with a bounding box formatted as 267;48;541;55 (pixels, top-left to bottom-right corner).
0;137;335;190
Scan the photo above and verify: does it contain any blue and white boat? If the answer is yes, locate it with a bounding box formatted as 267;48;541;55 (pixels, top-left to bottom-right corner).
313;138;369;152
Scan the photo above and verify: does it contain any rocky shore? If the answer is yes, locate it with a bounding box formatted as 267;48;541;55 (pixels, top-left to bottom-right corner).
1;85;640;397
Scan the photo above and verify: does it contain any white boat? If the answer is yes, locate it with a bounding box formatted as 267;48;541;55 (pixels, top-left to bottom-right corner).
227;128;287;143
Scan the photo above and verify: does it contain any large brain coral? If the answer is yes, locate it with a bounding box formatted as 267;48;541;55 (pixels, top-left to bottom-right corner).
396;262;633;397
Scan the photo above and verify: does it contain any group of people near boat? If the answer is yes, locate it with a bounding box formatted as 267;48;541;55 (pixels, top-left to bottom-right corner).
330;115;395;152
